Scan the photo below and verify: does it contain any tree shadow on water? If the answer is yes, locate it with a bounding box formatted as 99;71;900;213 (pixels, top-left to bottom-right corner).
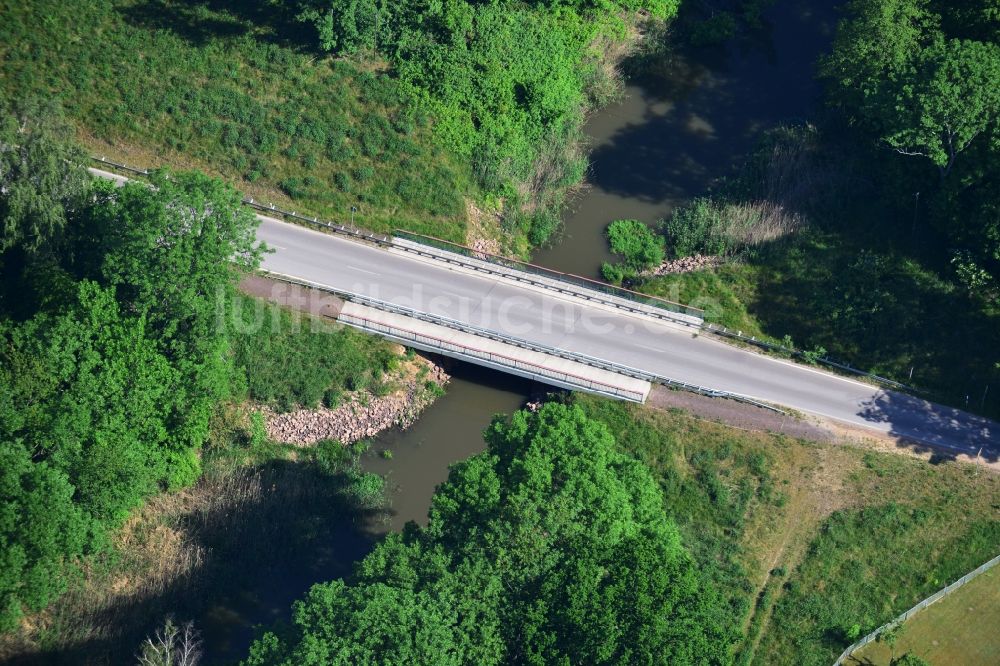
588;0;838;207
7;459;387;666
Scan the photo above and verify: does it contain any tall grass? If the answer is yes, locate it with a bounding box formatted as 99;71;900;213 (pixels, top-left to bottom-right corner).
662;124;832;258
756;502;1000;666
0;0;470;239
229;294;398;411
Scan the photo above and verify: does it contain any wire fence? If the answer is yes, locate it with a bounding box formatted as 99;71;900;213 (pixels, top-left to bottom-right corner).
833;552;1000;665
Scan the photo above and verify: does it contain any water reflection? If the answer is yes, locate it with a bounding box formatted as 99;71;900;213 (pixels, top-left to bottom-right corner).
534;0;838;278
363;361;533;532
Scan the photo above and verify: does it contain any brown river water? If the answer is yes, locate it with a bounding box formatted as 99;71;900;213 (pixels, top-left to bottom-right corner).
196;1;838;660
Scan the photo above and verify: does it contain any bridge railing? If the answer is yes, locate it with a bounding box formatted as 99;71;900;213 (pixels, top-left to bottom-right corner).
393;230;704;323
261;271;785;413
338;312;648;402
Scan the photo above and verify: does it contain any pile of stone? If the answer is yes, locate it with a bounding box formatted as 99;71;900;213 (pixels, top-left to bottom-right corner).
471;237;502;259
644;254;723;276
264;363;449;445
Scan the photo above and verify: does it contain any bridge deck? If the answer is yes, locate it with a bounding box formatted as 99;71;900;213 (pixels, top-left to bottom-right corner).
338;303;652;402
87;166;999;457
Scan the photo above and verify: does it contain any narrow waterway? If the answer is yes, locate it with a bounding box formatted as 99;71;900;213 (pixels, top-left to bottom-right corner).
197;2;839;661
362;363;534;531
535;0;837;278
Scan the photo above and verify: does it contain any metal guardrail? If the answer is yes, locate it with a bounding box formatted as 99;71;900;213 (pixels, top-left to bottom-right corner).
338;312;647;402
262;271;785;413
91;157;393;245
395;229;704;321
92;156;150;176
833;552;1000;665
704;323;918;393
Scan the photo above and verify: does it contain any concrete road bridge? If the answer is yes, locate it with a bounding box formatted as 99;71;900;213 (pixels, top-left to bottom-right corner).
90;165;998;458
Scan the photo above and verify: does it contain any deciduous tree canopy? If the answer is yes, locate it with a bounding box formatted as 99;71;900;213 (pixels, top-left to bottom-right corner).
0;100;90;253
245;403;733;665
820;0;1000;287
0;111;262;629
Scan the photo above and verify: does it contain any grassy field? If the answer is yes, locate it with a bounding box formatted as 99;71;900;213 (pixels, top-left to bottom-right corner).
572;395;1000;665
0;0;472;240
850;566;1000;666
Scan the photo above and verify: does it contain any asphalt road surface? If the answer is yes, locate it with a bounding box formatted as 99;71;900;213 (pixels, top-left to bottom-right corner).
256;214;998;458
87;168;999;457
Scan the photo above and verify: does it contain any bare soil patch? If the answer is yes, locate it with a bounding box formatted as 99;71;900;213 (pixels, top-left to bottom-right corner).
238;274;344;318
647;385;836;441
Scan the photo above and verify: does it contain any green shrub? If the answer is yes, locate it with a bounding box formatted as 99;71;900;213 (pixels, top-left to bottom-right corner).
353;165;375;182
527;209;560;247
662;198;734;257
606;219;665;270
333;172;351;192
601;261;631;285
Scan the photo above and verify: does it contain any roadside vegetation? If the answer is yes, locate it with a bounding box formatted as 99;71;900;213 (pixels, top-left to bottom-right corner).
756;452;1000;665
0;406;387;665
0;0;680;252
0;0;470;240
571;394;1000;666
599;0;1000;417
0;105;262;633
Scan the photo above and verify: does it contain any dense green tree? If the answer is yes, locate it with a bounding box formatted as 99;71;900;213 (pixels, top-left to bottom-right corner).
821;0;1000;284
0;101;90;254
0;165;262;628
1;283;180;519
73;172;263;471
245;404;733;665
0;282;178;628
0;441;90;632
880;39;1000;178
820;0;938;122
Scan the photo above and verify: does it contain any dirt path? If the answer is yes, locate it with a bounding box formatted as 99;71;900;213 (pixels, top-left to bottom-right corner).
239;273;344;318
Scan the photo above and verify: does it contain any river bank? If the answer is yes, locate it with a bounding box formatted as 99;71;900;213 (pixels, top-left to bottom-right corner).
263;355;449;445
